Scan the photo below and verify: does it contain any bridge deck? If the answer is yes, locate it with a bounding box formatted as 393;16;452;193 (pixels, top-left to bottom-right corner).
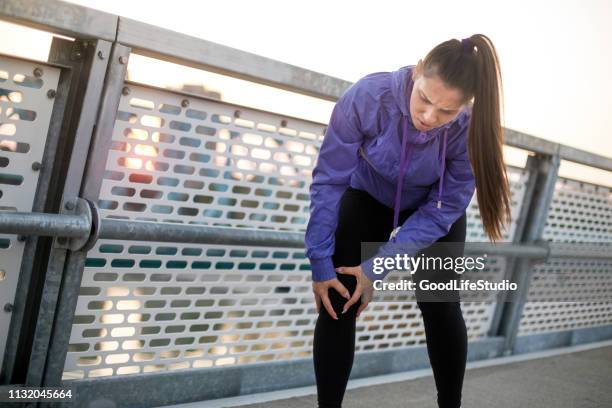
170;342;612;408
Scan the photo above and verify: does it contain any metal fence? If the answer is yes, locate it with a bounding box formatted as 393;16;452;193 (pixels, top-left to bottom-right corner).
1;1;611;407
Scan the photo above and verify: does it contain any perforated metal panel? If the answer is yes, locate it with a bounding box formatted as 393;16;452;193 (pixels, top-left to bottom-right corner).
97;83;320;229
542;178;612;243
519;178;612;335
62;83;531;380
0;55;60;370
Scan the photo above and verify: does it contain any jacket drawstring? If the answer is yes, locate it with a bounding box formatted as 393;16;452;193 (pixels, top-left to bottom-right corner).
390;115;411;242
390;118;448;242
437;127;449;209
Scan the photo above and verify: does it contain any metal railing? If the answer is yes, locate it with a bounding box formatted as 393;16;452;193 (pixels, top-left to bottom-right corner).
2;205;603;261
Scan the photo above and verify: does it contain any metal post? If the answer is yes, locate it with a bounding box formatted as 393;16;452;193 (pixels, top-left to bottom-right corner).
40;43;131;395
20;38;112;392
496;152;561;355
486;154;541;337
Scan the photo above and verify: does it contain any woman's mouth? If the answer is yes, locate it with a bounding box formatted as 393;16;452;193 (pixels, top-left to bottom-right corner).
418;119;432;130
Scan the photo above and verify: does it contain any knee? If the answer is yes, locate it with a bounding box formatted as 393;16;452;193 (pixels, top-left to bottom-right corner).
319;288;360;323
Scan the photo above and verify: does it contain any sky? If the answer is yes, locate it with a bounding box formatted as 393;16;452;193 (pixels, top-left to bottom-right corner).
0;0;611;185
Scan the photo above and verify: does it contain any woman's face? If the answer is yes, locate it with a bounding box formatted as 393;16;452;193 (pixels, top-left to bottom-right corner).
409;60;466;131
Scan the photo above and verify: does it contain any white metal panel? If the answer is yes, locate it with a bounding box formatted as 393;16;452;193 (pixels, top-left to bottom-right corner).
0;55;60;370
519;178;612;335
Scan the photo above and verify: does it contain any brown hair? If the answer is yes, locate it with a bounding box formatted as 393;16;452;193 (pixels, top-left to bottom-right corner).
421;34;512;242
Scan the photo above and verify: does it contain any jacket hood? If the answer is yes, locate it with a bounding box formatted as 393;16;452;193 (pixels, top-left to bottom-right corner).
391;65;457;145
391;65;414;117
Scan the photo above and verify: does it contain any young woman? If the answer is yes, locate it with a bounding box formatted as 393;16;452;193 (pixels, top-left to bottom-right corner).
305;34;512;408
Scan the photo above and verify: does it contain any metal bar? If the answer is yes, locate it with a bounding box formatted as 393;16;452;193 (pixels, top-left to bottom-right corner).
557;144;612;173
4;211;612;260
497;153;561;355
24;38;112;390
525;155;562;243
503;128;559;156
116;17;352;102
1;214;547;254
0;51;70;70
98;219;306;248
462;243;546;258
487;155;541;337
40;251;87;392
503;129;612;173
80;44;131;201
58;43;113;206
548;247;612;259
0;0;117;41
41;43;130;393
0;212;89;237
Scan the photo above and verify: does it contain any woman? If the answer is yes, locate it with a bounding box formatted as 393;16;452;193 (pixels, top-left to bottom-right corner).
305;34;512;408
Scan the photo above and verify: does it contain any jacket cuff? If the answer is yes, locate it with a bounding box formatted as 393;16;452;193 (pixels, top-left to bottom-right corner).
309;257;337;282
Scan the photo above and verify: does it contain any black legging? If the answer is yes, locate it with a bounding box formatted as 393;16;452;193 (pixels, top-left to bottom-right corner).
313;186;468;408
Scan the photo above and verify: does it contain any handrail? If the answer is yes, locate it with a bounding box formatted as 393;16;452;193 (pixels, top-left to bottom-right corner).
2;209;611;261
0;0;117;41
0;212;90;237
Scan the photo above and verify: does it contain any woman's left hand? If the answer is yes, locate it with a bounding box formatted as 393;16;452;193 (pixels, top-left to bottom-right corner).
335;265;374;318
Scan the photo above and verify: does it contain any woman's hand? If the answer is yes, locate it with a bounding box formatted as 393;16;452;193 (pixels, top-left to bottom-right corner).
336;265;374;318
312;278;351;320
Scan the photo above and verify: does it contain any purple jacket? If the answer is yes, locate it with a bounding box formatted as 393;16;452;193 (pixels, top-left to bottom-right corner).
305;65;476;282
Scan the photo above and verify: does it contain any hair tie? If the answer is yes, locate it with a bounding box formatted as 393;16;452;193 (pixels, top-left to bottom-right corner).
461;37;473;54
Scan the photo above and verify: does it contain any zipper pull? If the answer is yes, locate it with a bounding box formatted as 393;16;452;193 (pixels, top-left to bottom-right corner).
389;226;401;241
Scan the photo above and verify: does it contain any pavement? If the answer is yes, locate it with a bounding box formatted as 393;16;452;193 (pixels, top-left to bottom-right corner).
168;340;612;408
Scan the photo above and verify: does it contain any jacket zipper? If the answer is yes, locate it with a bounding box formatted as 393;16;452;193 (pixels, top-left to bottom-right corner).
358;145;381;174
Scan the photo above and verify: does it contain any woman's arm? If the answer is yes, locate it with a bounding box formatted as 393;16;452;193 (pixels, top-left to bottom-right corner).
305;93;365;282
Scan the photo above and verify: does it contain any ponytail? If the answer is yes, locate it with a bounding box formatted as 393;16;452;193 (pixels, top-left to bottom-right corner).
421;33;512;242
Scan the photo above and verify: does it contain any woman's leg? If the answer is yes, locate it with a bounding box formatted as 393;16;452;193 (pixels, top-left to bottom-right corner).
313;187;389;408
417;301;467;408
411;212;469;408
312;271;358;408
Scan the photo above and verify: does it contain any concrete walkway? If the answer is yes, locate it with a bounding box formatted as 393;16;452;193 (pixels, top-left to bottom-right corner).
169;341;612;408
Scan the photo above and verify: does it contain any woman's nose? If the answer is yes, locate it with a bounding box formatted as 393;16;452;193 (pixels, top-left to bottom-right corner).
423;110;437;125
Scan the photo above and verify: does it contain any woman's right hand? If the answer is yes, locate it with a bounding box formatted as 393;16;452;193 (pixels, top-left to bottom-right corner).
312;278;351;320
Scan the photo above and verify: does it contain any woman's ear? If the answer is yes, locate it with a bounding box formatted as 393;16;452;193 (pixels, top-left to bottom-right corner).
464;96;474;109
